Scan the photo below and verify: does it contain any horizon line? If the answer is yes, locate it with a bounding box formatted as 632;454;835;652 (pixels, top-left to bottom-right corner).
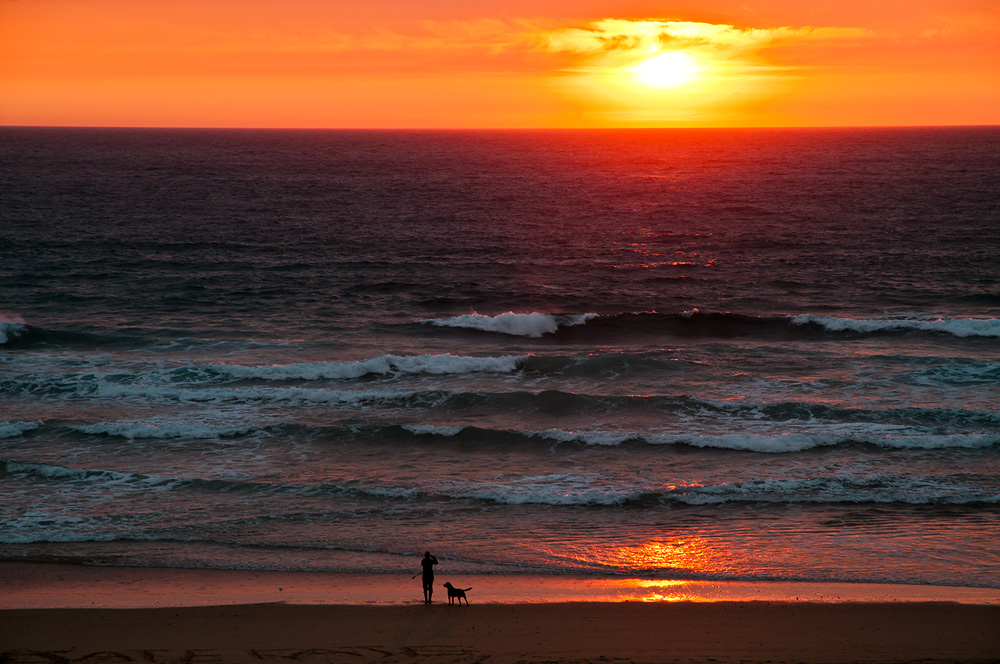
3;123;999;131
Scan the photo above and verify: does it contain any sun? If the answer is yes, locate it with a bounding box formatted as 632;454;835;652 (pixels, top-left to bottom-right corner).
631;51;705;89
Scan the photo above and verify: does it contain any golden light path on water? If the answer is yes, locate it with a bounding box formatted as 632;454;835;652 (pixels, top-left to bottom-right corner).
537;537;748;582
6;563;1000;608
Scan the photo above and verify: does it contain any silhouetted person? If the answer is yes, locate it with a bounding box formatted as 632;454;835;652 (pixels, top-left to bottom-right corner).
420;551;438;604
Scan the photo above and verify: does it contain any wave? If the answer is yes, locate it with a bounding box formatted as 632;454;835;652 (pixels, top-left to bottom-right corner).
0;316;140;349
792;314;1000;338
2;459;995;528
206;353;526;381
0;459;420;499
8;312;994;355
199;352;686;382
422;310;1000;341
1;352;694;398
0;314;28;344
909;362;1000;386
428;312;598;337
70;419;272;440
0;421;42;438
438;474;1000;507
28;412;1000;453
0;376;429;407
6;370;1000;432
395;424;1000;453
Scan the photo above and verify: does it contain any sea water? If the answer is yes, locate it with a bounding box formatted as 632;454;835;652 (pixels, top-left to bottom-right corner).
1;126;998;588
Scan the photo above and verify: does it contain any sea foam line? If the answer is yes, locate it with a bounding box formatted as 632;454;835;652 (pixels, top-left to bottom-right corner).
0;421;42;438
0;314;28;344
208;353;525;380
430;473;1000;507
428;312;598;337
71;419;269;440
0;459;421;503
397;424;999;453
792;314;1000;338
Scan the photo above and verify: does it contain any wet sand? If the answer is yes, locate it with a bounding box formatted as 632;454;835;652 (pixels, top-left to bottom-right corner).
2;563;999;663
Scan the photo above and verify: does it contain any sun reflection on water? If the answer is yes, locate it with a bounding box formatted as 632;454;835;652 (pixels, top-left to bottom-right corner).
610;578;699;602
539;536;748;598
595;539;744;602
605;538;721;573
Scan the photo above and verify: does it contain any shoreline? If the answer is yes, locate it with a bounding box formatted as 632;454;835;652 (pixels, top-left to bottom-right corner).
3;561;999;608
3;563;999;663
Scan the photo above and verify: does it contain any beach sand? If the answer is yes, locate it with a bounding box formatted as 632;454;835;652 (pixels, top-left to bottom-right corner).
2;563;999;663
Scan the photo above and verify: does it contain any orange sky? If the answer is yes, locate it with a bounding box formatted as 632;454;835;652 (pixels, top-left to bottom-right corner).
2;0;998;128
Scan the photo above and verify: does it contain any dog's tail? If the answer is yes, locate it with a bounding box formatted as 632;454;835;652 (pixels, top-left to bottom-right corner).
463;587;473;591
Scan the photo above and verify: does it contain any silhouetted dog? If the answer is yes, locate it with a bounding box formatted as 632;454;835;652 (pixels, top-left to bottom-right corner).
442;582;471;606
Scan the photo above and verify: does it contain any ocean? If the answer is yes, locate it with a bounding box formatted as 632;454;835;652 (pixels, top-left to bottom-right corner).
1;126;998;589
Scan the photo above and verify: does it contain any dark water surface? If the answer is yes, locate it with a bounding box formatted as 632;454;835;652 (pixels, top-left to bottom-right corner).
2;127;998;587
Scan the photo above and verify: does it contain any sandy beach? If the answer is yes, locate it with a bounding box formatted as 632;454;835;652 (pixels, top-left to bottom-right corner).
2;563;999;663
4;600;1000;663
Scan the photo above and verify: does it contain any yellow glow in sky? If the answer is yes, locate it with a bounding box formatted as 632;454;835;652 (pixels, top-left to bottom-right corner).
631;52;705;89
1;0;998;127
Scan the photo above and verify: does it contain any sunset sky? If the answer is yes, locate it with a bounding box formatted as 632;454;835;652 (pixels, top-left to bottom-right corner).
2;0;998;128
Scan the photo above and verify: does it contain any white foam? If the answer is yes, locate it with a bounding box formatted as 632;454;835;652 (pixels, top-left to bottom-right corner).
72;419;265;440
666;432;840;453
93;383;419;407
2;459;175;488
438;473;633;506
674;475;1000;505
528;427;999;453
539;429;635;446
0;313;27;344
401;424;465;437
0;421;42;438
911;362;1000;385
792;314;1000;338
429;312;598;337
871;433;1000;450
209;354;524;381
359;486;422;500
437;473;1000;508
539;429;845;452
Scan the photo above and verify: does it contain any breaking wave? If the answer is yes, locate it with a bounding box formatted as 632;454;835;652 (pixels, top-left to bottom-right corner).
2;459;995;526
7;312;996;351
792;314;1000;338
0;314;28;344
438;474;1000;507
70;419;272;440
0;459;422;500
23;415;1000;451
428;312;598;337
207;353;525;380
423;310;1000;341
0;421;42;438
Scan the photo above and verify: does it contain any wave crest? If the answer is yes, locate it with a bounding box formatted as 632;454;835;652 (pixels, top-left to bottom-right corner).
425;310;1000;341
0;421;42;438
72;419;268;440
0;314;28;344
428;312;598;337
792;314;1000;338
209;353;525;381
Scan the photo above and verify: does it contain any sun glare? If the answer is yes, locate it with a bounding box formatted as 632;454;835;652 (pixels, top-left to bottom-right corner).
631;51;705;89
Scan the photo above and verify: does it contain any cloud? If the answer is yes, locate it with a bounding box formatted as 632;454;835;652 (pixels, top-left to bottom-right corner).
539;19;871;55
